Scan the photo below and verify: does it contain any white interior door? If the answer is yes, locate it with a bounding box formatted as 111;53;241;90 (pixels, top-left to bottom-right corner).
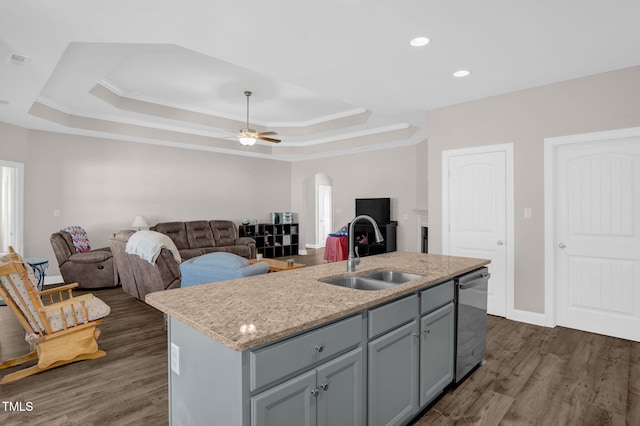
318;185;333;248
444;147;512;317
0;161;24;255
554;137;640;341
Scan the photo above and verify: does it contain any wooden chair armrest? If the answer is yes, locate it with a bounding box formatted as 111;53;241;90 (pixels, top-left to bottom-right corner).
38;294;94;312
40;283;79;304
38;293;97;330
39;283;78;296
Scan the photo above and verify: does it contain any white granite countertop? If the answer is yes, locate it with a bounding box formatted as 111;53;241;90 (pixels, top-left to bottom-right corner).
145;252;489;352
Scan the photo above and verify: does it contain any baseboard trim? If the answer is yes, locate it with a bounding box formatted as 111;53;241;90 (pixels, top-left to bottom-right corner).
44;275;63;285
306;243;321;249
298;249;308;255
507;308;553;328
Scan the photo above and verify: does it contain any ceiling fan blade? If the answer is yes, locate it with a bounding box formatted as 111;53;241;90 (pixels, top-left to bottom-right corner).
258;136;281;143
257;131;278;136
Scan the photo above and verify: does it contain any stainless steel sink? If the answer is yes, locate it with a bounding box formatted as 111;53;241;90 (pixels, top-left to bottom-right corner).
320;270;423;291
321;276;396;291
360;270;423;284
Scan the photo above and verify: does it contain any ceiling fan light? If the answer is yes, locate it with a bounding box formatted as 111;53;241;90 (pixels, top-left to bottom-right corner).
239;136;256;146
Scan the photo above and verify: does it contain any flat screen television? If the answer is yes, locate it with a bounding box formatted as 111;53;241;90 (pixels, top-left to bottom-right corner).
355;198;391;224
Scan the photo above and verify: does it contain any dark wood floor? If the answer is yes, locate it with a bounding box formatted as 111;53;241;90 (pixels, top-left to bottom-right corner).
1;249;638;425
412;316;640;426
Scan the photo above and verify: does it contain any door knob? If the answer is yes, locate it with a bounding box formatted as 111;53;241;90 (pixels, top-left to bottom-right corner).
559;243;566;249
497;240;504;246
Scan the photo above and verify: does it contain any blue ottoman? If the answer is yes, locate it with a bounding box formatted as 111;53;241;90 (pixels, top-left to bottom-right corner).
180;252;269;288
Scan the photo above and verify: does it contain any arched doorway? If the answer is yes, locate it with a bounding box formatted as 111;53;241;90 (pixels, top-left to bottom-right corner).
318;184;333;248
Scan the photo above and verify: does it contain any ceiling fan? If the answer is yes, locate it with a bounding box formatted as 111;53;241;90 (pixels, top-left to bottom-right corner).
234;91;281;146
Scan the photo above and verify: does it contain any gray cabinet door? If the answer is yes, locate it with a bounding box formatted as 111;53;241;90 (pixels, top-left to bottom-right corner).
316;348;364;426
419;302;455;407
251;370;317;426
368;320;419;426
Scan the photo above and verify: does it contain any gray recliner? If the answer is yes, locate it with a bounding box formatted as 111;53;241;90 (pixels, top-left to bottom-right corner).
50;230;118;289
109;230;181;301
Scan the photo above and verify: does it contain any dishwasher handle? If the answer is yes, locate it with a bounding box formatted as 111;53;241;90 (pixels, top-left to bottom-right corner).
458;272;490;290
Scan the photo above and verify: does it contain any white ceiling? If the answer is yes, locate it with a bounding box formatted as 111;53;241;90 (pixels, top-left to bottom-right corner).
1;1;639;160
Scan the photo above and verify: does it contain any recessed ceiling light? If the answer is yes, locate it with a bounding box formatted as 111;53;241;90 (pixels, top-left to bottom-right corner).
410;37;430;47
453;70;471;78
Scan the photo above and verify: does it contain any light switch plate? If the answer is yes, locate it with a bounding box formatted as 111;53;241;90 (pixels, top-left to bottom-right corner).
523;208;532;219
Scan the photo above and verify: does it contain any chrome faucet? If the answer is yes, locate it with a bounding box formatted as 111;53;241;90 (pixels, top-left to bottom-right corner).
347;215;384;272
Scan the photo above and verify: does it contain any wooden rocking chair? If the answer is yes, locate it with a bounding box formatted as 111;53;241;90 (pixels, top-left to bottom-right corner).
0;246;110;384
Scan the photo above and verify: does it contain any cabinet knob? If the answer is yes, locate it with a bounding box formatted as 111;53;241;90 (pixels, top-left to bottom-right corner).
315;344;324;353
310;388;319;397
320;383;329;391
424;329;430;334
559;243;566;249
413;332;420;338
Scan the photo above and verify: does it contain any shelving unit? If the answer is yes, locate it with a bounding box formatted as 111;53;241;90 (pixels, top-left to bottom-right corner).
351;221;397;257
239;223;299;258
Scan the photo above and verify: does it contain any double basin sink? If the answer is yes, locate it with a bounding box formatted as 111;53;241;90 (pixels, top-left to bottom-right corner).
321;270;423;291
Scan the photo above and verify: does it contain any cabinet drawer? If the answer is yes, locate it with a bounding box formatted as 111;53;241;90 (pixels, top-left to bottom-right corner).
250;314;362;391
420;280;454;315
368;294;419;339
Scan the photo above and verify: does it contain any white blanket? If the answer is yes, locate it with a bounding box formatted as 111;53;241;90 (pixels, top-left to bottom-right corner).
125;230;181;264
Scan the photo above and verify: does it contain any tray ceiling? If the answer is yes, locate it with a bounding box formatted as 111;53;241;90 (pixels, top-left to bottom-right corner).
1;1;639;160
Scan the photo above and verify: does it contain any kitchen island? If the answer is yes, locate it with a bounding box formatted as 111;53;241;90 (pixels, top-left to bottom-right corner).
146;252;490;426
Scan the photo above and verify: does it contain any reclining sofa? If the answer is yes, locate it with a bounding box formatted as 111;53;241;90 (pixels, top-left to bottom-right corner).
150;220;256;260
109;229;268;300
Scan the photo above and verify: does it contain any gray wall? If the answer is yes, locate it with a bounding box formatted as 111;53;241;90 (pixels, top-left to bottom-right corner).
427;65;640;314
291;140;428;253
0;122;29;254
18;131;291;276
0;121;29;161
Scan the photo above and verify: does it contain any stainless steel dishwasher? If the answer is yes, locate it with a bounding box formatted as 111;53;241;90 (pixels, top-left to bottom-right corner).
454;267;489;383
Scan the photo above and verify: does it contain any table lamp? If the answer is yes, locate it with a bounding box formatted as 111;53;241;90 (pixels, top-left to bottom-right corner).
132;215;149;231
